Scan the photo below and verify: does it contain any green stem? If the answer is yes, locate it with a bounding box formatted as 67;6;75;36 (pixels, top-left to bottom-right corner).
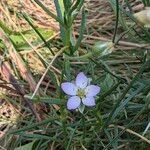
112;0;119;43
81;113;86;139
65;52;92;60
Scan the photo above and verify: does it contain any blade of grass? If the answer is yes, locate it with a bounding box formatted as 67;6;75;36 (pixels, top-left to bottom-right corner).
73;8;86;52
69;0;82;15
54;0;65;44
111;84;146;121
9;117;58;134
66;125;78;150
103;59;150;129
25;95;64;105
103;98;150;149
71;0;84;23
104;129;118;149
21;12;55;55
33;0;65;27
63;0;72;13
112;0;119;43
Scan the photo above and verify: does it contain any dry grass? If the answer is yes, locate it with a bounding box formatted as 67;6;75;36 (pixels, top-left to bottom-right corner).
0;0;150;149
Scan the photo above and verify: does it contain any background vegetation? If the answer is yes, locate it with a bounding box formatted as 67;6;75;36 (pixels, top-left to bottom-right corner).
0;0;150;149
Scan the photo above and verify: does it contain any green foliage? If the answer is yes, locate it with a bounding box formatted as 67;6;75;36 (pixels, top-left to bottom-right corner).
46;0;86;54
142;0;150;6
0;0;150;150
14;142;35;150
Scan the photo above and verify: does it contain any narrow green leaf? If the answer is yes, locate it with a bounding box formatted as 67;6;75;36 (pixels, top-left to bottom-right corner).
16;133;57;140
64;60;71;81
73;8;86;52
0;21;12;35
69;0;81;15
33;0;65;27
71;0;84;23
103;59;150;128
25;95;64;105
15;142;35;150
104;129;118;150
111;84;145;121
54;0;66;44
103;98;150;150
21;13;54;55
66;125;78;150
63;0;72;12
9;117;58;134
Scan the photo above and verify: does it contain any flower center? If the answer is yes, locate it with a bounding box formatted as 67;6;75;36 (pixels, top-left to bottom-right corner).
77;88;86;99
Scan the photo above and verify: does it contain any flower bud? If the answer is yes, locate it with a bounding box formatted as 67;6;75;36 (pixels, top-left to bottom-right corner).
93;41;114;56
134;8;150;28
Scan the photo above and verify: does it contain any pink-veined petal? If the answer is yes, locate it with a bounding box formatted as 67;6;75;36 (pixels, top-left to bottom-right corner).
61;82;77;96
82;97;96;107
86;85;100;97
75;72;88;88
67;96;81;110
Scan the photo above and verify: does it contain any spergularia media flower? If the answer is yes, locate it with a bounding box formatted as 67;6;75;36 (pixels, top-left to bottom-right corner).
61;72;100;110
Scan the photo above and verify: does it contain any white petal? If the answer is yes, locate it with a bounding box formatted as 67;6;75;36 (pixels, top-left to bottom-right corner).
75;72;88;88
61;82;77;95
86;85;100;97
82;97;96;107
67;96;81;110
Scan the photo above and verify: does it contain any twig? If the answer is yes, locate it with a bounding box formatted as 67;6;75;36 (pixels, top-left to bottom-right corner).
31;46;68;99
109;124;150;144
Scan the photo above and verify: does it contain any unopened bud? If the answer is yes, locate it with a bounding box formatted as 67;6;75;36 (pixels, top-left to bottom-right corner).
134;8;150;28
93;41;114;56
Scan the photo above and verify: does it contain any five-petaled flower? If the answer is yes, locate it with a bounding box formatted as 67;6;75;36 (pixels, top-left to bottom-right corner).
61;72;100;110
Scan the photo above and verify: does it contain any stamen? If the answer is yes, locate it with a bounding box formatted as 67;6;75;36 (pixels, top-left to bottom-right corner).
77;88;86;99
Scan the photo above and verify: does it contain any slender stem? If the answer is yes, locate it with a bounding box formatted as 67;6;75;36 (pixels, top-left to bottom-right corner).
81;113;86;139
112;0;119;43
31;46;68;99
115;24;135;45
109;125;150;144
